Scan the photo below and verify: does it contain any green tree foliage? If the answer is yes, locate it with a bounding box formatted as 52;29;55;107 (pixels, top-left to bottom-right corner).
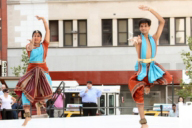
176;37;192;101
10;49;29;77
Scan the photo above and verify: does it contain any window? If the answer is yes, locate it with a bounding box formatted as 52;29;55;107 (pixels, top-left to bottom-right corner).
64;20;73;46
133;18;141;36
118;19;128;45
78;20;87;46
191;18;192;37
49;20;58;42
175;18;186;44
102;19;112;46
159;18;170;45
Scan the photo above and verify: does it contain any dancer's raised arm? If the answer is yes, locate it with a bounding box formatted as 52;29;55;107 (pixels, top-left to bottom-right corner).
36;16;50;43
139;5;165;41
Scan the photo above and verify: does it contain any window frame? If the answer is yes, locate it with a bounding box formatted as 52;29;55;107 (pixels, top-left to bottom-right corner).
133;18;142;37
175;17;186;45
159;18;170;45
63;20;73;47
78;20;87;47
117;19;128;46
49;20;59;42
102;19;113;46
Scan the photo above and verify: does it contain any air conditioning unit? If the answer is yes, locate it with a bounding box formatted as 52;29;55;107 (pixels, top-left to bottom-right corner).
1;61;7;76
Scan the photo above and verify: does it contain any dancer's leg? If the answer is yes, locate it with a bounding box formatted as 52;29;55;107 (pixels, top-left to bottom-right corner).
35;101;46;115
35;102;41;115
22;93;31;126
137;104;148;128
22;107;31;126
129;75;148;128
134;88;148;128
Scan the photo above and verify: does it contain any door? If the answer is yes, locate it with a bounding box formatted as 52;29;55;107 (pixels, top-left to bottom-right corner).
98;93;118;115
107;93;115;115
99;94;106;115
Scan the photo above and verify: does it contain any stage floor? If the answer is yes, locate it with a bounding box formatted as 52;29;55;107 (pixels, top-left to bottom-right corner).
0;115;190;128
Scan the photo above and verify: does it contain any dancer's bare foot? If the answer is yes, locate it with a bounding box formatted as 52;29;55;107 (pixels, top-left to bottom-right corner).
22;117;31;126
141;124;148;128
144;87;150;94
22;111;31;126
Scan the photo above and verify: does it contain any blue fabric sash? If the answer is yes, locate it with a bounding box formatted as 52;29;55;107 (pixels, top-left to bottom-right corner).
29;43;44;63
135;34;165;83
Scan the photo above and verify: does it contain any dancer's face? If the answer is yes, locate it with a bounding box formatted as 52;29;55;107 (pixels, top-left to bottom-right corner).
33;33;42;44
139;23;150;34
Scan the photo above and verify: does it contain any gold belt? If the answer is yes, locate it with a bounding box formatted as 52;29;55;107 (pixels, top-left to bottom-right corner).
138;58;155;63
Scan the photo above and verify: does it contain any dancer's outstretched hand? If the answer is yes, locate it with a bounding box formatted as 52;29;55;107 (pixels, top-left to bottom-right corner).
139;5;150;11
35;15;44;20
129;35;142;45
27;37;34;44
137;35;142;43
27;37;35;51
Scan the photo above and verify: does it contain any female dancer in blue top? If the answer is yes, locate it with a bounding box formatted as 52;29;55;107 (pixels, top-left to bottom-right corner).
15;16;52;126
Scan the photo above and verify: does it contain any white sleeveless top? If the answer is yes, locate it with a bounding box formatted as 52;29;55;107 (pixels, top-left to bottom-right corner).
0;95;12;109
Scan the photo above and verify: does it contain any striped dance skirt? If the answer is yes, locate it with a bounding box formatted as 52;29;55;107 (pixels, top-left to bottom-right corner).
14;66;53;103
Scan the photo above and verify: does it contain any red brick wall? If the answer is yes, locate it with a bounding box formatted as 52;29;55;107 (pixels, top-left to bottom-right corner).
49;70;182;85
0;0;7;61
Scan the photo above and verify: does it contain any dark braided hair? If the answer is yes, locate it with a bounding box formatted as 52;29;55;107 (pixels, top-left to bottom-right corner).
32;30;42;37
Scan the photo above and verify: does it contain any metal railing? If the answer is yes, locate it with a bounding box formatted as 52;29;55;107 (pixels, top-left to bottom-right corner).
0;105;165;119
0;79;168;119
0;81;66;119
